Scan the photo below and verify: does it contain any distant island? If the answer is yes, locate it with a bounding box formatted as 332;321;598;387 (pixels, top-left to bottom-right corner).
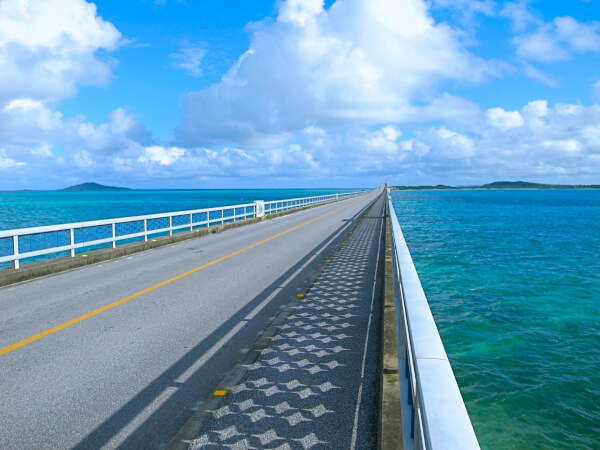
63;182;130;191
391;181;600;190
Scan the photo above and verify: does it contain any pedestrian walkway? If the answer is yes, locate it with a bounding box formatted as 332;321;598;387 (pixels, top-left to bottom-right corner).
187;195;385;449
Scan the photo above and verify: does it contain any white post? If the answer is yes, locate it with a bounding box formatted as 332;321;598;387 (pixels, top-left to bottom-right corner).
112;223;117;248
12;235;19;270
189;214;193;232
169;216;173;236
143;220;148;242
70;229;75;257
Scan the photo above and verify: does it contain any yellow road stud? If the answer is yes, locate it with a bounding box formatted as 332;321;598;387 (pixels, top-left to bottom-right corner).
214;390;228;396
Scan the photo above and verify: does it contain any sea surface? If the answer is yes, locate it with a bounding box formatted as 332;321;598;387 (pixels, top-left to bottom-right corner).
391;189;600;449
0;189;357;269
0;189;357;231
2;188;599;447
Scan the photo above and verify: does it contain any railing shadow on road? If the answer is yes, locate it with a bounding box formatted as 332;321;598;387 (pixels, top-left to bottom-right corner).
71;197;377;450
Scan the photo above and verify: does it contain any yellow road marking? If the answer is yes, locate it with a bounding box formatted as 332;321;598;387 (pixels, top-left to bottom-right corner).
213;390;228;396
0;202;353;357
296;293;305;298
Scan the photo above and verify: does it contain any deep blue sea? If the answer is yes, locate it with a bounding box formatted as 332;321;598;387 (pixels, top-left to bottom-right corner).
391;189;600;449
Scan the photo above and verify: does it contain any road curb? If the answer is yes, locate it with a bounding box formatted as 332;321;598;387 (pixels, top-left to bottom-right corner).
380;199;403;449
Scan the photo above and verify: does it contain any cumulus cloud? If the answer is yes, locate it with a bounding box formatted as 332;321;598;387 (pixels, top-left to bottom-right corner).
76;107;153;153
0;0;121;104
509;14;600;63
138;146;186;166
177;0;497;146
0;148;25;169
390;100;600;182
487;107;524;130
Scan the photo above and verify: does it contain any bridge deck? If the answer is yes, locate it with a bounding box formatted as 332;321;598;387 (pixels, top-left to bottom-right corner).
175;195;386;449
0;189;386;449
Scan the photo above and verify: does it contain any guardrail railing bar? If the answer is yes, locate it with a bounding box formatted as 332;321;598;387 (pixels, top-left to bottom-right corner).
1;192;363;269
388;197;479;450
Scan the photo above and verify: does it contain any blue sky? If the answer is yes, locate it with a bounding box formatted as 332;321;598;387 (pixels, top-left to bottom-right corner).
0;0;599;189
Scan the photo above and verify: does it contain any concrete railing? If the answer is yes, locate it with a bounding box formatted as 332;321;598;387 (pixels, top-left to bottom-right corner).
388;196;479;450
0;191;361;270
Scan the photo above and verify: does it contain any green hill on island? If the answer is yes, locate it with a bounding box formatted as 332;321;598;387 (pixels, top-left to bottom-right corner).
62;182;130;191
391;181;600;190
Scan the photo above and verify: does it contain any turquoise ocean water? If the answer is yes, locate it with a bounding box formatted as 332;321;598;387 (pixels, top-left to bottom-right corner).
0;189;357;269
391;189;600;449
0;189;357;231
2;188;598;447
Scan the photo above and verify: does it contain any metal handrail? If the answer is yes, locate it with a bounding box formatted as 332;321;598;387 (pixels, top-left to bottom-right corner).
388;195;479;449
0;191;363;269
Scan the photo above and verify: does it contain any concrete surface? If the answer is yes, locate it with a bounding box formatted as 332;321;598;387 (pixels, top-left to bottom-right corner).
169;194;387;450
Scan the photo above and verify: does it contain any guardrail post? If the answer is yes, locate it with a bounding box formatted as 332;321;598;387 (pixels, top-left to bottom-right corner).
70;228;75;257
143;220;148;242
221;209;224;225
189;213;193;232
12;235;19;270
169;216;173;236
112;223;117;248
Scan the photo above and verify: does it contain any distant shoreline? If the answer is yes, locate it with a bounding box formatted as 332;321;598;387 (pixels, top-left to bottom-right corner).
391;181;600;190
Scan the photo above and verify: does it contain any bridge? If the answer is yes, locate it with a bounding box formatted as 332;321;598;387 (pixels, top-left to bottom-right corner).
0;187;478;449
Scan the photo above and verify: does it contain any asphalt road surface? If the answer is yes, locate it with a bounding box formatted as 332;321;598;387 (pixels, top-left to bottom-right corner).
0;187;382;449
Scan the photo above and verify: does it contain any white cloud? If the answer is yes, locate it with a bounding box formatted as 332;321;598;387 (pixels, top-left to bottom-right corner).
138;146;186;166
1;98;63;137
431;0;496;23
30;143;53;157
171;45;207;77
511;15;600;63
487;107;524;130
0;148;25;169
76;107;152;152
501;1;541;32
0;0;121;104
177;0;496;146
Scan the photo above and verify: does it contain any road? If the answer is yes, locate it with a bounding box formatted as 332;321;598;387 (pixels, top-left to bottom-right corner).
0;188;381;449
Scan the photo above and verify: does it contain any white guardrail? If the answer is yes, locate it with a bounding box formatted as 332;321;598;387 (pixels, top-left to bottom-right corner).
388;194;479;450
0;191;362;270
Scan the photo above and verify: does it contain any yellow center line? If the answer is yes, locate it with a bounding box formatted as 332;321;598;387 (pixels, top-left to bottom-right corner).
0;202;354;357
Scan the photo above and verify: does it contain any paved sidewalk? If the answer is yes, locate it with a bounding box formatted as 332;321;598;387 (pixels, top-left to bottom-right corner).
188;195;386;449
